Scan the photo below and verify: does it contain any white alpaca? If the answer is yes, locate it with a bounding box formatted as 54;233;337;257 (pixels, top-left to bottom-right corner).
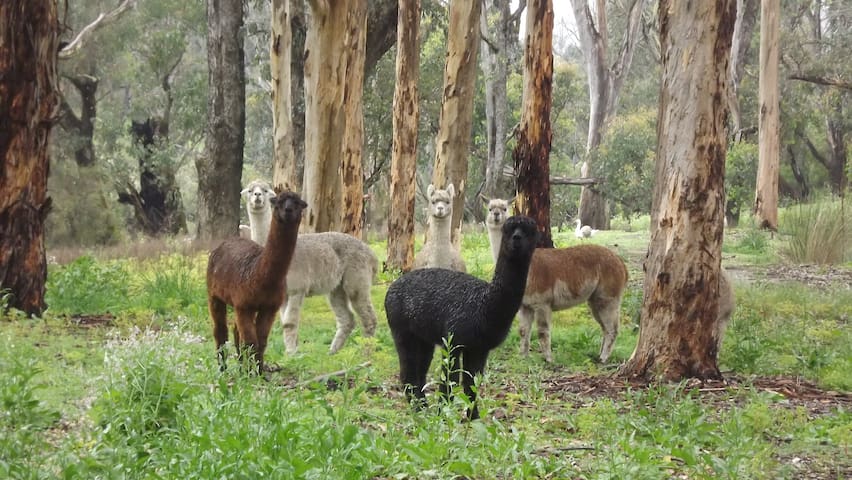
413;183;466;272
574;218;597;238
485;197;628;362
241;180;379;354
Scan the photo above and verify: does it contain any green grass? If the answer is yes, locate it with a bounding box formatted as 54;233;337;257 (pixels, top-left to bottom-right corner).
1;228;849;478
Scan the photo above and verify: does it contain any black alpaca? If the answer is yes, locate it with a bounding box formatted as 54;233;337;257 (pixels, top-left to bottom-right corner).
384;215;539;419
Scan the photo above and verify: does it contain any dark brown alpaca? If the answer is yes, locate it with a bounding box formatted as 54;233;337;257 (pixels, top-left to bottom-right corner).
206;191;306;373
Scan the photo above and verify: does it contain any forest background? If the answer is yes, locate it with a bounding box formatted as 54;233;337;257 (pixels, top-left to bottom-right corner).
49;0;849;249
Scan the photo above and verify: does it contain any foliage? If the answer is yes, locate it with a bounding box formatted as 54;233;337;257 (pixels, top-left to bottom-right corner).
725;141;759;225
779;196;852;264
6;227;849;477
594;108;657;218
45;255;132;314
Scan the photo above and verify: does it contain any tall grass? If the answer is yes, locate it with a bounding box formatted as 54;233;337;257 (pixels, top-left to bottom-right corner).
780;196;851;264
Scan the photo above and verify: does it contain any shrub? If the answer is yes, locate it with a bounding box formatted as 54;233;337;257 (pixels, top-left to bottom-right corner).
45;255;132;314
725;142;758;227
780;197;851;264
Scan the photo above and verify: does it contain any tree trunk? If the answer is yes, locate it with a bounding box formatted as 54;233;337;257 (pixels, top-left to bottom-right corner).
303;0;349;233
120;118;187;236
618;0;735;381
58;73;98;167
271;0;297;192
431;0;482;246
728;0;759;140
386;0;421;273
340;0;367;238
570;0;647;230
365;1;399;76
290;0;307;191
825;100;849;195
513;0;554;248
754;0;780;230
0;0;59;316
197;0;245;242
480;0;518;200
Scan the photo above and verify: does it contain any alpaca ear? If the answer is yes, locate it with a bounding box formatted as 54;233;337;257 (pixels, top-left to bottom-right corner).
240;187;250;197
446;183;455;198
427;184;435;197
478;192;490;205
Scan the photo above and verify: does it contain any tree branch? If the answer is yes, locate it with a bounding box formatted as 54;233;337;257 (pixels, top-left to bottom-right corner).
788;73;852;91
59;0;136;59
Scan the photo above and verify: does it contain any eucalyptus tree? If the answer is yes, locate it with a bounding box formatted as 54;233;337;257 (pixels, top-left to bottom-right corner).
754;0;781;230
197;0;245;241
0;0;60;316
480;0;524;199
619;0;735;381
569;0;648;230
431;0;482;245
783;0;850;195
387;0;421;272
513;0;555;248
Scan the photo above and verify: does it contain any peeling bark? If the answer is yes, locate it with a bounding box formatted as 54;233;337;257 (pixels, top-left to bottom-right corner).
618;0;735;381
0;0;60;316
512;0;554;248
387;0;421;273
431;0;482;246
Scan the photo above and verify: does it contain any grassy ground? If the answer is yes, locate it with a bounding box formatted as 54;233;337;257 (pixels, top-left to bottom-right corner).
1;224;850;479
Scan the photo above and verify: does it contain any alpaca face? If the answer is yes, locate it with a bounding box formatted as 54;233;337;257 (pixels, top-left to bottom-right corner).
242;181;276;213
426;183;455;220
502;216;539;258
270;191;307;224
486;199;511;229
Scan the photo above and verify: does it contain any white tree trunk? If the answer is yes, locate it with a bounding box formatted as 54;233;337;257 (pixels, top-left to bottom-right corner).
431;0;482;246
754;0;780;230
387;0;421;272
303;0;348;233
271;0;296;192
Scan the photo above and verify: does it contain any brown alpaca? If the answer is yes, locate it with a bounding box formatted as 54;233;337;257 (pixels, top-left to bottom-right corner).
206;191;306;373
484;198;628;362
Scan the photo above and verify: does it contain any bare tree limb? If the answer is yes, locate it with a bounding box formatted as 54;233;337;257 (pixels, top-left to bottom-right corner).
59;0;136;59
788;73;852;91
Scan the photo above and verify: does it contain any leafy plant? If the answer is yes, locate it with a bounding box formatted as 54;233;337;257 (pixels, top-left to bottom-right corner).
45;255;132;314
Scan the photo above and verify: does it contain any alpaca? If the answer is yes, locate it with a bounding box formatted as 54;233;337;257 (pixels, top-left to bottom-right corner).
413;183;466;272
574;218;597;239
485;198;628;363
242;180;379;354
385;215;539;419
241;180;277;243
207;191;306;373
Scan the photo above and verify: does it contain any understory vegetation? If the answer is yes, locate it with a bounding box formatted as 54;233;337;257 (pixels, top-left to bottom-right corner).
1;220;850;479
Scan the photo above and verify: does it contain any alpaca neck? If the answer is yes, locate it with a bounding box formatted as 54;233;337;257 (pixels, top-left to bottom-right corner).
486;224;503;264
256;214;299;288
249;207;272;246
428;215;453;263
482;248;533;347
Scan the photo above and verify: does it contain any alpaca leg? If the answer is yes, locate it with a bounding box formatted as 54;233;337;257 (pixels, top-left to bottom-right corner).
534;307;553;363
517;305;535;357
255;307;278;373
392;333;432;409
590;298;620;363
280;294;304;354
459;349;488;420
348;286;378;338
234;307;259;373
328;286;356;354
209;297;229;371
